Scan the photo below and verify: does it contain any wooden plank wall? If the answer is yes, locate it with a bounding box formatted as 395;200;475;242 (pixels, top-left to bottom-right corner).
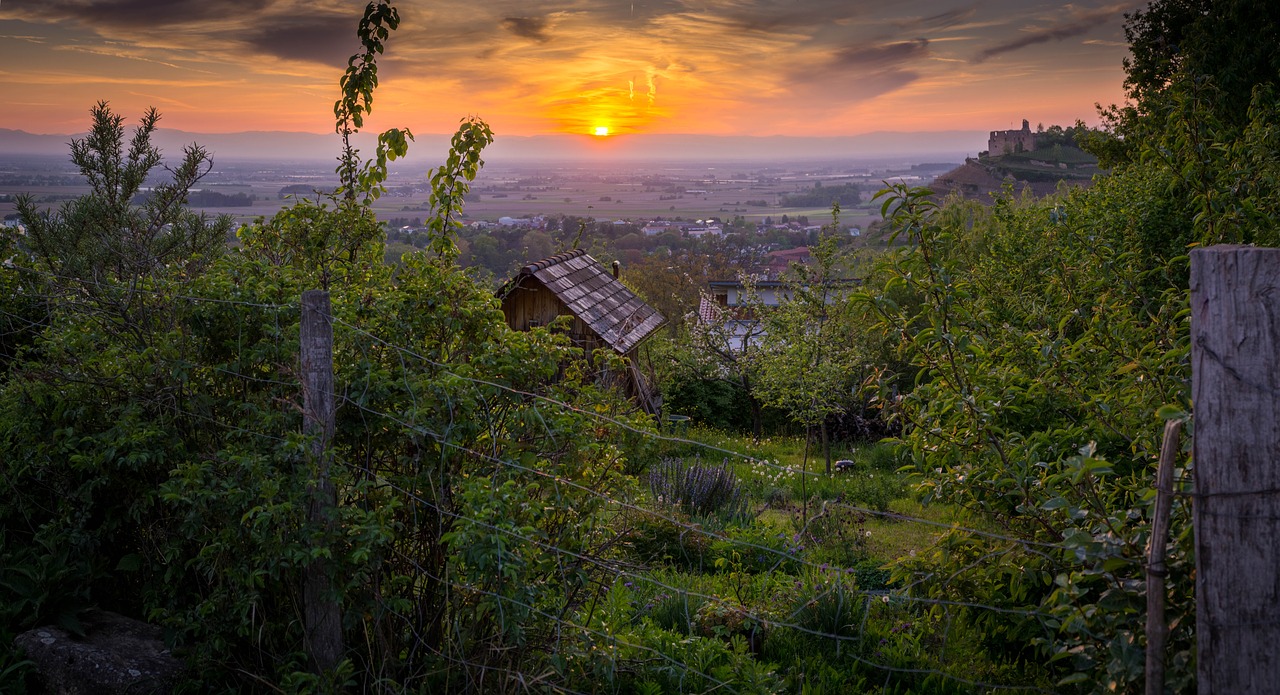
502;279;604;353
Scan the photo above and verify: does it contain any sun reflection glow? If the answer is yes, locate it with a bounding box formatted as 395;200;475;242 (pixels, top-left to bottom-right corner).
593;126;610;137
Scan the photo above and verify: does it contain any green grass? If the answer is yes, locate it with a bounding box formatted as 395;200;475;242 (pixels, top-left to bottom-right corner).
863;498;968;562
614;427;1048;691
644;426;963;571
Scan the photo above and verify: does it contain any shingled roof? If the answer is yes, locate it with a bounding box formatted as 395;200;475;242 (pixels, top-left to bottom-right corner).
503;249;665;355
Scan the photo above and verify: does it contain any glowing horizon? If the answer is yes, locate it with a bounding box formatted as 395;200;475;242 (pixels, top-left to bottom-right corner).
0;1;1139;139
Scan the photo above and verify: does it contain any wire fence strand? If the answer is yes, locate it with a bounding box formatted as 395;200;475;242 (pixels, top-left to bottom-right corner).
0;261;1105;692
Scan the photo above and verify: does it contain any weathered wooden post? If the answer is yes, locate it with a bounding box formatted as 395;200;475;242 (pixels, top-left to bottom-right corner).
301;290;342;672
1146;419;1181;695
1191;246;1280;693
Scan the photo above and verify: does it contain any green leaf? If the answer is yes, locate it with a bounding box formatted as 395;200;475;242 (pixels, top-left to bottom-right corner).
1057;672;1090;685
1155;403;1186;421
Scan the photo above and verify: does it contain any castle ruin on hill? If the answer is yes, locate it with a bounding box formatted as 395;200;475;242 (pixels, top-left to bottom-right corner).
988;119;1038;155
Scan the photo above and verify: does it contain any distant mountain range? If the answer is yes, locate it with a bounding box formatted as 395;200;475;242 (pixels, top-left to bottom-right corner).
0;127;985;164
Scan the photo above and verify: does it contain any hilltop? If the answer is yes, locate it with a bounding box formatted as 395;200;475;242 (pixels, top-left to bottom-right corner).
931;120;1103;201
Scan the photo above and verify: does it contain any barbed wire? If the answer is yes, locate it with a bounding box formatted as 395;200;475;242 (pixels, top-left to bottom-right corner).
100;346;1068;691
335;387;1071;610
345;456;1057;692
0;258;1162;691
329;313;827;480
382;544;742;694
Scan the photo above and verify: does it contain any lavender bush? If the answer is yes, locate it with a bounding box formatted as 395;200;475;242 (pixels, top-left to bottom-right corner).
648;457;751;523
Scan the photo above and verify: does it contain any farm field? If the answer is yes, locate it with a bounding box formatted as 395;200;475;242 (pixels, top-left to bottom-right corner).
1;154;945;233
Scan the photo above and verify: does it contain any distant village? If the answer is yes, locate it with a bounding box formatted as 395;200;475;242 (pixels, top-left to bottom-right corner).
466;215;845;239
2;117;1101;266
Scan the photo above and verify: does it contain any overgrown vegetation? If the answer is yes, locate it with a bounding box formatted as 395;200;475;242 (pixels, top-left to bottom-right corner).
3;0;1278;692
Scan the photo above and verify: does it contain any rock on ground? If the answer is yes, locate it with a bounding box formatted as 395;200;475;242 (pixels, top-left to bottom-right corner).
14;610;184;694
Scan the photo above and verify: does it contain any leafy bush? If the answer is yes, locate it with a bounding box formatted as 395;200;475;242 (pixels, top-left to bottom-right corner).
762;485;790;508
0;97;643;691
710;524;798;574
783;570;865;642
660;370;756;431
561;579;785;694
860;442;904;472
849;559;892;591
618;508;714;570
790;499;871;568
640;586;706;635
863;175;1201;691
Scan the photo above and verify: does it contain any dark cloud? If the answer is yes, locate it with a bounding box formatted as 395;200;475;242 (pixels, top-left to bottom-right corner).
34;0;263;28
502;16;550;42
909;6;978;30
722;0;864;33
577;0;687;25
241;14;357;67
786;37;927;106
788;66;921;104
12;0;355;66
843;69;920;101
973;7;1121;63
832;38;929;70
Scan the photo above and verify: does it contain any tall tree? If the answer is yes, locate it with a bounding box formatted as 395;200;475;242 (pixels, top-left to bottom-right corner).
15;102;230;343
1124;0;1280;117
1094;0;1280;165
752;234;861;474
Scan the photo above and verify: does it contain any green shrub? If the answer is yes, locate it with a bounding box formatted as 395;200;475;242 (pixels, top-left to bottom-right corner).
850;559;893;591
762;486;791;508
660;372;755;431
618;508;714;570
785;571;865;642
713;523;798;574
790;500;871;569
860;442;904;472
641;587;705;635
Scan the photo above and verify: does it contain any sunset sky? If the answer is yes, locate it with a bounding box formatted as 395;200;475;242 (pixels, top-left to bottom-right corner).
0;1;1142;139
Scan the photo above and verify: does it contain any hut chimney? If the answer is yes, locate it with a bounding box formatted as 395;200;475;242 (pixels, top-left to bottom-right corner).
611;260;621;279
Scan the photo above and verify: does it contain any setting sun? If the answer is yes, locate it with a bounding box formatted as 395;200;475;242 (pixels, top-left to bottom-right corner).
593;126;610;137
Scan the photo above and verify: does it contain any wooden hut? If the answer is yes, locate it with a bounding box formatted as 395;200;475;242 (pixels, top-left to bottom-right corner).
498;249;665;413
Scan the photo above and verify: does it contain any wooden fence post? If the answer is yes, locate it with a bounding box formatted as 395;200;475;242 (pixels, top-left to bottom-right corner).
1191;246;1280;693
1146;419;1181;695
301;290;343;673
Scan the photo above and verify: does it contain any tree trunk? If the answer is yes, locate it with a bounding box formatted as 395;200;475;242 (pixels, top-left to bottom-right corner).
741;373;763;440
821;420;832;475
801;425;811;527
